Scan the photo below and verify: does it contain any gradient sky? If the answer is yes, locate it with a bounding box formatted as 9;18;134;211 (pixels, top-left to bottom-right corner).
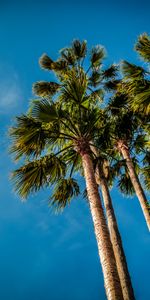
0;1;150;299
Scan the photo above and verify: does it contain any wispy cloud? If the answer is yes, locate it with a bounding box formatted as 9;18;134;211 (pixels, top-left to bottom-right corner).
0;65;23;114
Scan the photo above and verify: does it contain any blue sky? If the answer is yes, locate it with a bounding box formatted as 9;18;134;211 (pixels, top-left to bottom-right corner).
0;1;150;299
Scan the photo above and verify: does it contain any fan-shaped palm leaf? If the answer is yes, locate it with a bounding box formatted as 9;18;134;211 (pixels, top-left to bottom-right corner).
50;178;80;211
9;115;49;159
39;54;54;70
90;46;106;68
60;47;76;65
33;81;60;97
11;155;66;198
135;33;150;62
129;87;150;115
102;64;118;79
118;174;135;196
121;61;145;80
30;100;58;123
72;39;87;59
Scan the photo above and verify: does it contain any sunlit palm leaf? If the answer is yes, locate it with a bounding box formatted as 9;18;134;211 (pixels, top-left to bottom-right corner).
33;81;60;97
135;33;150;62
72;40;87;59
50;178;80;211
129;88;150;115
60;47;76;65
142;166;150;190
90;46;105;68
11;155;66;198
31;100;58;122
9;115;48;159
121;61;145;80
39;54;54;70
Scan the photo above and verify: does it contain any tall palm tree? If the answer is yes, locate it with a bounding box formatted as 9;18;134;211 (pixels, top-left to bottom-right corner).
106;92;150;230
92;145;135;300
10;41;124;300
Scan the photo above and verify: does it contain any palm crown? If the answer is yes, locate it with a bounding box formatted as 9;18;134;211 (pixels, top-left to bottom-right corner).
10;40;116;205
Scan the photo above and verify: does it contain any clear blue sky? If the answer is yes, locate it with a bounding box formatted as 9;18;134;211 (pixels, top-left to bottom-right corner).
0;1;150;299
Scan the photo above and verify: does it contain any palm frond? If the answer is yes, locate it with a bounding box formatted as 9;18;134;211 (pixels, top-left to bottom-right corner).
142;166;150;190
30;100;58;123
133;134;147;154
135;33;150;62
104;80;120;91
39;54;54;70
61;69;87;104
9;115;48;160
102;64;118;79
32;81;60;97
51;59;68;72
72;40;87;59
121;61;145;80
60;47;76;65
108;93;128;114
11;155;66;198
88;70;102;88
50;178;80;211
129;87;150;115
118;174;135;196
90;45;106;68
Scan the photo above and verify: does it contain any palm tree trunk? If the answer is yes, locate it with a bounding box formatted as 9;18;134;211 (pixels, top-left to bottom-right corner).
81;152;123;300
96;169;135;300
118;140;150;231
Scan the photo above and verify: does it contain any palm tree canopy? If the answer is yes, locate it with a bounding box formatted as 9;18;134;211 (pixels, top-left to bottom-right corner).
10;40;115;208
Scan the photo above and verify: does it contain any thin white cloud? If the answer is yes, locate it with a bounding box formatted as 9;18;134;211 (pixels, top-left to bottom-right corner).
0;65;23;114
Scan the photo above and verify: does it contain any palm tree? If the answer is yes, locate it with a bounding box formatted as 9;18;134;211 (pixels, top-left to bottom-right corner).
92;143;135;300
106;92;150;230
10;41;124;300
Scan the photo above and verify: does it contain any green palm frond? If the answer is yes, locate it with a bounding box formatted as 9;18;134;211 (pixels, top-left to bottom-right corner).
60;47;76;65
133;134;147;154
9;115;48;160
32;81;60;97
30;100;58;123
88;70;102;87
90;45;106;68
61;69;87;104
142;166;150;190
102;64;118;79
118;174;135;196
90;89;104;102
62;149;81;173
104;80;120;91
11;155;66;198
39;54;54;70
50;178;80;211
72;39;87;59
121;61;145;80
135;33;150;62
108;93;128;114
129;87;150;115
51;59;68;72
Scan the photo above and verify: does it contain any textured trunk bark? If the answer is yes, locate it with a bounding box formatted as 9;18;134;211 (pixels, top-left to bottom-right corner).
118;140;150;231
81;152;123;300
96;169;135;300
